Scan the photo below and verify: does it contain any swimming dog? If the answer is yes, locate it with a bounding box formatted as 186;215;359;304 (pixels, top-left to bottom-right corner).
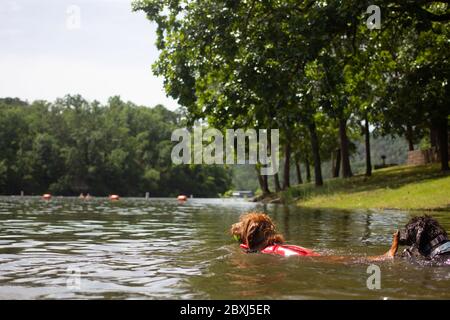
231;212;399;261
397;215;450;264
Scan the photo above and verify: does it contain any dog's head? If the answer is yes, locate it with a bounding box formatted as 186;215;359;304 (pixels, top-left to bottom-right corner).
398;215;448;253
230;212;284;251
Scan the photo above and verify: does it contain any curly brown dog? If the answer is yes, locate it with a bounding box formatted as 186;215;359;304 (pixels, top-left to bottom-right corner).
231;212;284;252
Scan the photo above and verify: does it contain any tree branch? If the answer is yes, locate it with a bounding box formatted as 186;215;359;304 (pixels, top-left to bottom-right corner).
419;9;450;21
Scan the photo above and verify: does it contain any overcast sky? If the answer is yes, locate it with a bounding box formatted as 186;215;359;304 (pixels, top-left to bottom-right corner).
0;0;179;109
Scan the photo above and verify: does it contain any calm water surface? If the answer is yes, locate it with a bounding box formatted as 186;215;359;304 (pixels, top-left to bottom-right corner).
0;196;449;299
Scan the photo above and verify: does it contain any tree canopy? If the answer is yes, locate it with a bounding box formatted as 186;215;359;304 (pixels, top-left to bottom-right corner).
0;96;232;197
134;0;450;189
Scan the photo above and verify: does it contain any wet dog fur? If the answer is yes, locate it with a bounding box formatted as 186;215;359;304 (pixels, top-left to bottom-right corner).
398;215;450;263
230;212;284;252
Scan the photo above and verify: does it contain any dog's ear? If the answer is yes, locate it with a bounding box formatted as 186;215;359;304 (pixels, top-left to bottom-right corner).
245;222;266;250
230;222;243;242
268;233;285;245
415;218;427;247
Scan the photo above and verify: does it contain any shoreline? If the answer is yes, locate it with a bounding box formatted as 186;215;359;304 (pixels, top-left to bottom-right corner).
252;164;450;212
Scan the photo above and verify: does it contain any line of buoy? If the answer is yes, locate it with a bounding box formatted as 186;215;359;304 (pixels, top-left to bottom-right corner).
79;193;91;200
42;194;52;200
42;193;189;201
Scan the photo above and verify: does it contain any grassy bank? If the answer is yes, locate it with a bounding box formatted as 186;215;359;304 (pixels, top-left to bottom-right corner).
281;164;450;211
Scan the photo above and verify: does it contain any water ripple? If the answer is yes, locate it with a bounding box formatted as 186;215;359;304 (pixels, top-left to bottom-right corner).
0;196;449;299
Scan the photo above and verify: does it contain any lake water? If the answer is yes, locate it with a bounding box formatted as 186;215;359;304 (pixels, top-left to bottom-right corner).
0;197;449;299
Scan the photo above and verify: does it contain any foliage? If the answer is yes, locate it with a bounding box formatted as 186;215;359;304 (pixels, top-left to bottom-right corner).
0;96;232;197
134;0;450;191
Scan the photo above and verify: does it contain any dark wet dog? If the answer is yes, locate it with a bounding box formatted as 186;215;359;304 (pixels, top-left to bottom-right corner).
397;215;450;264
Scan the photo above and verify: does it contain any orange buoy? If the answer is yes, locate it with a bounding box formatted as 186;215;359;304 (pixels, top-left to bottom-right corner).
177;195;187;201
42;193;52;200
109;194;120;201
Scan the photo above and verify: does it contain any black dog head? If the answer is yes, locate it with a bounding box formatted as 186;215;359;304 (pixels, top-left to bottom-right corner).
398;215;448;255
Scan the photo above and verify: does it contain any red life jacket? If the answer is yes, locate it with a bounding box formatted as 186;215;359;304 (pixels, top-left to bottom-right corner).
240;243;320;257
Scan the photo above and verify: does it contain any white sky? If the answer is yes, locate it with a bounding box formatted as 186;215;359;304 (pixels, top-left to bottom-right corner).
0;0;179;109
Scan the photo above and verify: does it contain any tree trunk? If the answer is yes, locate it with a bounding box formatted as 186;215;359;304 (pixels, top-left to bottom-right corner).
260;130;277;195
256;165;271;195
305;158;311;183
364;116;372;177
282;141;291;190
262;174;270;194
339;118;353;178
437;118;449;171
267;131;281;192
308;122;323;186
274;173;282;192
331;150;336;177
332;149;341;178
406;124;414;151
255;165;267;195
335;149;341;178
430;126;438;149
295;161;303;185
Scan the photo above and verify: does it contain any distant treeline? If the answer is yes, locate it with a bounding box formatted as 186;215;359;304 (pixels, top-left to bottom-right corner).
0;96;232;197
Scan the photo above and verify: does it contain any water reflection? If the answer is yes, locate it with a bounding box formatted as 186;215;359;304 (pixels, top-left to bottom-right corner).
0;196;449;299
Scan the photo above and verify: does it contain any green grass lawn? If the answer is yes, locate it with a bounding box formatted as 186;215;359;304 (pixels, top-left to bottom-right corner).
284;164;450;211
